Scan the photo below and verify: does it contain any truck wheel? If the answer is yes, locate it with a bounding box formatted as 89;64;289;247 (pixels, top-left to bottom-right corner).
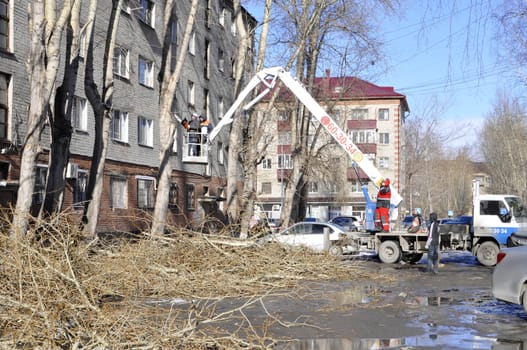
329;245;343;257
401;253;423;264
378;240;401;264
476;241;499;266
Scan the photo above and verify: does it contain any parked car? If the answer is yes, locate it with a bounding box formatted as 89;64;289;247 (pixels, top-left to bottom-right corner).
264;221;349;254
492;246;527;313
328;216;363;232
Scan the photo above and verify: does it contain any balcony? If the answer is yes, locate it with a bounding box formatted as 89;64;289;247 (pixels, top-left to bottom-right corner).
182;131;209;164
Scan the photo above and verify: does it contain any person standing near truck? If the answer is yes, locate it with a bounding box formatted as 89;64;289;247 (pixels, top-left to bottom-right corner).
426;212;440;274
375;179;391;232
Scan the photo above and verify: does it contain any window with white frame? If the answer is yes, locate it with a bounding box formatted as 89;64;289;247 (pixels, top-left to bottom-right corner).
72;96;88;131
188;31;196;55
187;80;195;106
112;110;129;142
218;142;224;164
73;170;88;209
278;154;292;169
114;46;129;78
186;183;195;210
379;132;389;144
350;180;361;192
137;176;155;209
138;57;153;87
378;108;389;120
348;129;376;144
218;97;224;119
308;182;318;193
0;0;10;51
110;175;127;209
261;182;271;194
328;182;338;193
33;165;47;205
0;72;9;140
138;116;153;147
278;132;291;145
138;0;155;27
379;156;389;168
350;108;368;120
218;48;224;72
169;182;179;211
262;158;272;169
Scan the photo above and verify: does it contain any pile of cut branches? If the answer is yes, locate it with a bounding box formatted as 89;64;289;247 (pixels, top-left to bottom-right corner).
0;212;390;349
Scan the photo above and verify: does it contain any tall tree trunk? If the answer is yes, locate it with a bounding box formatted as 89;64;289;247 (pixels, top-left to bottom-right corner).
12;0;72;237
151;0;199;236
82;0;122;236
43;0;82;215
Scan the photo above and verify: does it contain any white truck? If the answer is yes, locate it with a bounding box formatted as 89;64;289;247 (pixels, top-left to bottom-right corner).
207;67;527;266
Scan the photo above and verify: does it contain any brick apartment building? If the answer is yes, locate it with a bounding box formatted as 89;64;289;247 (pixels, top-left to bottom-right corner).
0;1;256;232
254;69;409;222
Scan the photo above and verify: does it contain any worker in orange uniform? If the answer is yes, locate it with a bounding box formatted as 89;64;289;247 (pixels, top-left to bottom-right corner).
374;178;391;232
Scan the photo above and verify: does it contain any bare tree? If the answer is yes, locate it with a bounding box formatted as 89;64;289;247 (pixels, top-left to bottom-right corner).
151;0;199;236
12;1;74;236
81;0;122;236
43;0;82;215
480;94;527;199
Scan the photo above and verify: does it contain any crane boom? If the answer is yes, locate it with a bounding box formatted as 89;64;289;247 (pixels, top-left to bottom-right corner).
208;66;403;207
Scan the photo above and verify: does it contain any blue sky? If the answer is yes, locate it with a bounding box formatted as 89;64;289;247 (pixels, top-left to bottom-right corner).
243;1;523;151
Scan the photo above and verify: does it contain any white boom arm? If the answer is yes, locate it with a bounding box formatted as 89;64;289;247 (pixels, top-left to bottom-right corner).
208;66;403;207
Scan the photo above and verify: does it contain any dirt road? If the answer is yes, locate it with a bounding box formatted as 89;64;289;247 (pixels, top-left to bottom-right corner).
263;251;527;349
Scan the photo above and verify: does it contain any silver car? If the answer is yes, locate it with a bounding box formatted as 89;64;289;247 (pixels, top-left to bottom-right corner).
267;221;348;254
492;246;527;313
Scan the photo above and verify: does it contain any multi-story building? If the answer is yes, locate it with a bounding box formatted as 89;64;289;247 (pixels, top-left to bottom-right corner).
254;69;409;222
0;1;256;232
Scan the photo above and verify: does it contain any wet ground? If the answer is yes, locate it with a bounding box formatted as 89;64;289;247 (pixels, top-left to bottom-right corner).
153;251;526;349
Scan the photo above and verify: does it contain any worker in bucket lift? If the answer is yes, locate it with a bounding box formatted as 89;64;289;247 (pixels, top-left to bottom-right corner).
375;178;391;232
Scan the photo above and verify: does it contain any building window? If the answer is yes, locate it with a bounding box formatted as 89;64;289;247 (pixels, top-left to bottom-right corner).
114;46;129;78
350;180;361;192
261;182;271;194
218;142;224;164
186;183;195;210
110;176;127;209
112;110;129;142
169;182;179;211
218;97;224;118
187;80;195;106
379;157;389;168
350;108;368;120
138;116;153;147
379;132;389;144
188;31;196;55
218;49;224;72
378;108;389;120
137;177;155;209
172;127;178;153
73;170;88;209
33;165;47;205
204;39;210;79
308;182;318;193
278;154;293;169
138;57;154;87
262;158;272;169
138;0;155;27
277;110;291;121
0;72;9;140
348;129;376;144
0;0;9;51
72;96;88;131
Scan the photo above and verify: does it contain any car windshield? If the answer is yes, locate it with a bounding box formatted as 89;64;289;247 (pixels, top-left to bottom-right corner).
506;196;527;220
